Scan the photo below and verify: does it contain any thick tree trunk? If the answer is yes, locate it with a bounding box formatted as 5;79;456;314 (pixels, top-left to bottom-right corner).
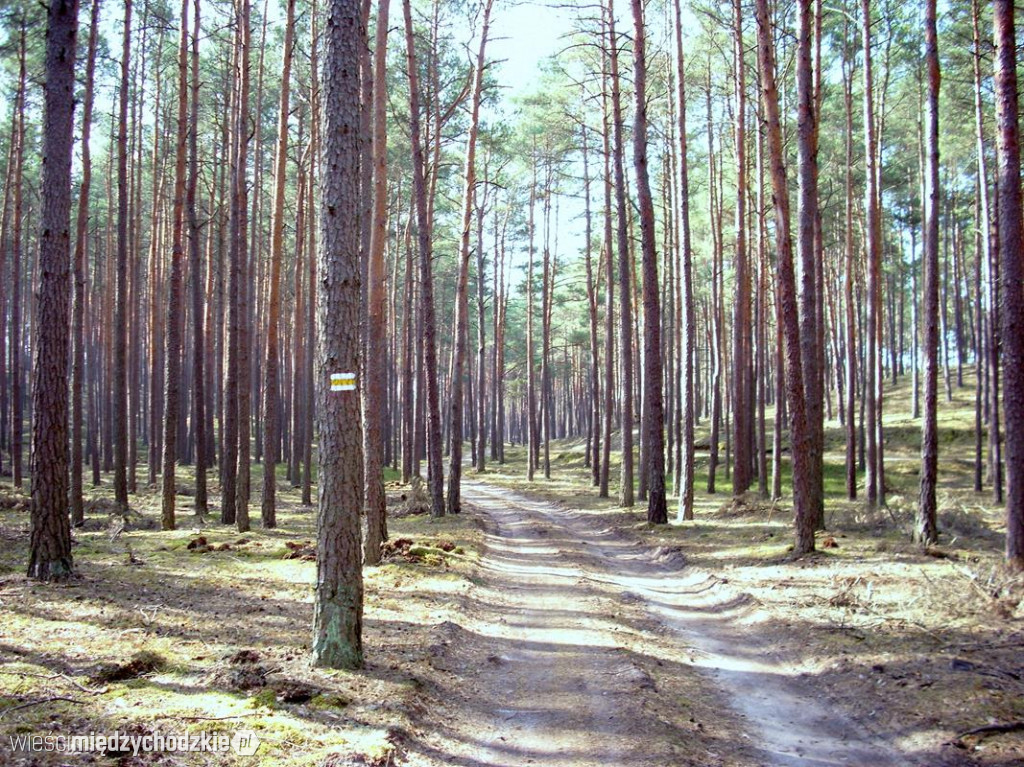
27;0;80;581
312;0;365;669
993;0;1024;570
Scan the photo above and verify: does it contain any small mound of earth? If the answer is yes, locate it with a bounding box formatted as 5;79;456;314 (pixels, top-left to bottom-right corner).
381;537;461;565
0;488;29;511
90;650;166;683
709;496;777;519
392;476;431;517
426;620;472;673
651;544;686;568
207;648;273;692
187;536;239;553
274;680;323;703
84;497;126;516
284;540;317;560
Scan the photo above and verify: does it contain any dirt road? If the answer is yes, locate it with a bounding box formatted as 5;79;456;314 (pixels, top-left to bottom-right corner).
402;480;917;767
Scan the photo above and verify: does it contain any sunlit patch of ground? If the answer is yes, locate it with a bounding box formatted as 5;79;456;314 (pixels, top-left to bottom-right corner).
0;473;483;766
477;369;1024;766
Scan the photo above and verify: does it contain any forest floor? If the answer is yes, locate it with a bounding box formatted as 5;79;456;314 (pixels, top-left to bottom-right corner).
0;378;1023;766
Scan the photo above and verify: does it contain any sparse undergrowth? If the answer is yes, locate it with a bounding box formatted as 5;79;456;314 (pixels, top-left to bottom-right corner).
476;374;1024;766
0;475;481;766
1;377;1023;765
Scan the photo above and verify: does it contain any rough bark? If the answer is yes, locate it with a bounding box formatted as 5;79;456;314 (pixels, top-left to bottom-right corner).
447;0;493;514
262;0;296;530
233;0;252;533
630;0;666;523
600;77;614;499
312;0;365;669
796;0;824;523
363;0;391;562
582;125;601;487
608;0;634;507
113;0;131;512
10;26;26;490
161;0;191;532
672;0;694;520
731;0;752;498
916;0;940;546
27;0;80;581
993;0;1024;570
188;0;207;516
755;0;816;556
862;0;885;507
403;0;445;517
71;0;101;527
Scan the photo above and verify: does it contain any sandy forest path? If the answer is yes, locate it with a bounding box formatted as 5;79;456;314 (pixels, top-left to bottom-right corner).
405;480;915;767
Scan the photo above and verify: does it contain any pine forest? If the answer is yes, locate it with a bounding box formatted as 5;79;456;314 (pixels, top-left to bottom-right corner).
2;0;1024;764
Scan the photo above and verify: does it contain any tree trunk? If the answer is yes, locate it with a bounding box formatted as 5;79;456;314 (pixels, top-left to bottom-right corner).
842;29;857;500
672;0;694;520
796;0;824;523
403;0;445;517
916;0;940;546
10;25;26;490
233;0;253;533
731;0;752;499
188;0;207;516
527;160;537;481
608;0;634;508
630;0;666;523
993;0;1024;570
161;0;191;531
113;0;132;512
312;0;365;669
862;0;885;507
71;0;101;527
475;166;488;475
582;125;601;487
755;0;816;556
363;0;391;562
27;0;80;581
262;0;296;530
221;9;240;525
599;75;614;499
446;0;492;514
